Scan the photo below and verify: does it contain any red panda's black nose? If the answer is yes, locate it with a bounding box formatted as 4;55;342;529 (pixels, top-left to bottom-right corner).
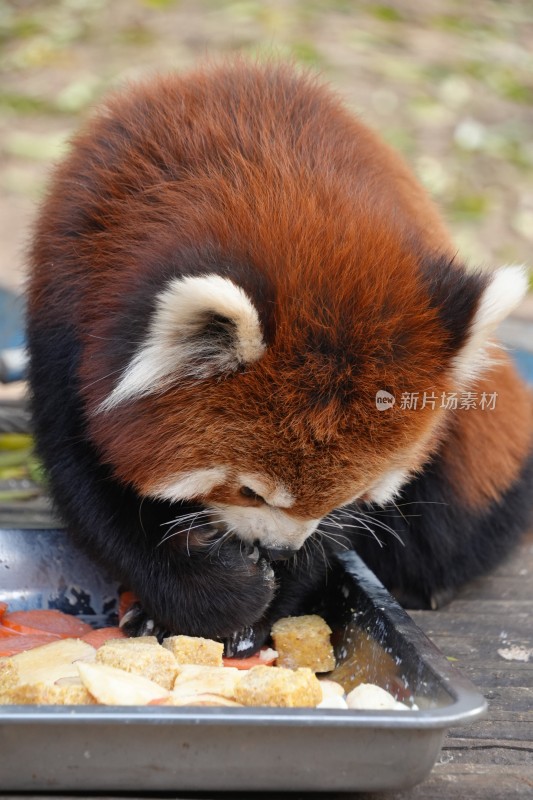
260;545;298;562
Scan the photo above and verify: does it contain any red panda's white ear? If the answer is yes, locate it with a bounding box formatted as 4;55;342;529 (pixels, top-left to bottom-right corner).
99;275;265;411
452;265;528;385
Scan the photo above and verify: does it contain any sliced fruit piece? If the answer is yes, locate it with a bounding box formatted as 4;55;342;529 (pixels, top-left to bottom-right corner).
77;661;169;705
1;637;96;686
1;610;92;639
81;627;127;647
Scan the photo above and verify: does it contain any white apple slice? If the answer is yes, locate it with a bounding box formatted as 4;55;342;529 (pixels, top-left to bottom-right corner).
77;661;168;705
2;638;96;687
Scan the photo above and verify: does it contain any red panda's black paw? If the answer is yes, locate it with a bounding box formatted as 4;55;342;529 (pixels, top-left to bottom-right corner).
119;601;169;640
223;611;275;657
223;626;260;658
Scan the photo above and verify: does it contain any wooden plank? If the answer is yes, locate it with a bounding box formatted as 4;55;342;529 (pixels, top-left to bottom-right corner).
434;600;531;615
406;635;528;662
407;638;533;670
452;577;532;601
477;686;533;713
360;765;533;799
447;717;532;742
409;612;530;638
461;666;533;689
441;737;533;765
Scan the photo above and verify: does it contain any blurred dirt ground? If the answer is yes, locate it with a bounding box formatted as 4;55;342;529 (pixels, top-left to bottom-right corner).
0;0;532;293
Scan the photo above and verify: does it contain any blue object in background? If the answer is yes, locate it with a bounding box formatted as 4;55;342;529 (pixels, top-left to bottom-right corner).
511;348;533;384
0;287;25;350
0;287;27;382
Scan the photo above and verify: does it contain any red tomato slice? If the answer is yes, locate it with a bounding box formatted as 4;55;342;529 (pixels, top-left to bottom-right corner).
81;627;126;647
0;633;60;657
223;648;277;670
1;610;93;639
0;621;61;638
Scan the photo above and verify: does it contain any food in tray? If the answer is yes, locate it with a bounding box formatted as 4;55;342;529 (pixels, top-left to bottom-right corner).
271;614;336;672
77;661;170;705
162;634;224;666
0;637;96;685
234;665;322;707
5;681;94;705
0;606;411;710
346;683;409;711
173;664;242;700
96;639;179;690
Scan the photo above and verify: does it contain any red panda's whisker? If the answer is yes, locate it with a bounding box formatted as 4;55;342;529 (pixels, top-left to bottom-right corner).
317;523;351;546
322;515;344;530
317;530;350;551
158;514;226;547
307;534;332;570
138;496;147;539
206;528;237;559
160;508;215;524
378;501;449;509
345;514;399;542
350;512;406;547
160;509;214;529
334;517;385;549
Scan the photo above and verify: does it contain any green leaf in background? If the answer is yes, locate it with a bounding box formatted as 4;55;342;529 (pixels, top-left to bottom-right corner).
0;433;33;450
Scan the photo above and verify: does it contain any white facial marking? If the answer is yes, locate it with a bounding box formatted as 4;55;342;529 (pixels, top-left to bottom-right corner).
98;274;265;412
149;467;228;502
366;469;409;506
211;503;319;549
452;265;528;385
238;473;295;508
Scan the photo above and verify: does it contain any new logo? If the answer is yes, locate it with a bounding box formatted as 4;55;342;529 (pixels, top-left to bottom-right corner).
375;390;395;411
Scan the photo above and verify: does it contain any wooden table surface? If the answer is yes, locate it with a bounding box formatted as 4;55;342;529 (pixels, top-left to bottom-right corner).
1;532;531;800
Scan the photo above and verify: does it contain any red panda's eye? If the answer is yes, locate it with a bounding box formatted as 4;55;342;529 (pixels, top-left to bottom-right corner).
240;486;265;503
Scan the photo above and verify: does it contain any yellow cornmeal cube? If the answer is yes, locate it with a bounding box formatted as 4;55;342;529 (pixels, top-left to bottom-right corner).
0;658;19;692
96;641;178;690
108;636;159;645
162;635;224;667
0;682;95;705
235;665;322;707
271;614;335;672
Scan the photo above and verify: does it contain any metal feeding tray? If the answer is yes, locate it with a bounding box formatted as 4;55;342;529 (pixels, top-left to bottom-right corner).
0;527;486;793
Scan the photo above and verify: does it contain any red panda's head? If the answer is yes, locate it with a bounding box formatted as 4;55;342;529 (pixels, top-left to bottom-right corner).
38;63;526;553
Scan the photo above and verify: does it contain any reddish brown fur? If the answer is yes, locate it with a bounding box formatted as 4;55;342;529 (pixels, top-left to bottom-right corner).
442;358;533;509
28;60;531;522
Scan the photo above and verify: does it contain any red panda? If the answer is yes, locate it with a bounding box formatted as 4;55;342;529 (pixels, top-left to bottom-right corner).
27;60;533;652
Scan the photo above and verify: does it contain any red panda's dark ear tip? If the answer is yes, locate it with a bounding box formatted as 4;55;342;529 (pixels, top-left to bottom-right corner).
451;264;528;383
419;254;490;353
421;257;528;382
421;258;527;344
98;274;266;412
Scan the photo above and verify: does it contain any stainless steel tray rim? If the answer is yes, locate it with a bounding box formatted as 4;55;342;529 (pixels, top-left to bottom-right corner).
0;697;487;728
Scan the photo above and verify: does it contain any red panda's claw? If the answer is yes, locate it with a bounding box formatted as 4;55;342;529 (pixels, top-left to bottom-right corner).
119;600;169;640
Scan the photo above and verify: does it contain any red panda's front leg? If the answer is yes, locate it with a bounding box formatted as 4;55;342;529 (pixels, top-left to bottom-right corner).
27;321;277;643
